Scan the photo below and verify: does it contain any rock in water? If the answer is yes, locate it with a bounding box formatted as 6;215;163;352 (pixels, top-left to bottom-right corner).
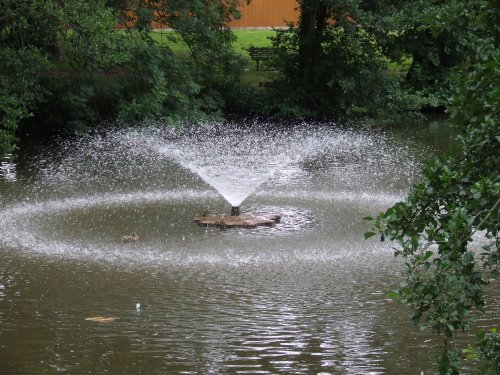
194;214;280;228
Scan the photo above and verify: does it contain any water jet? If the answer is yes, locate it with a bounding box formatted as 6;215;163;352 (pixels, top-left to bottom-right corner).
164;123;309;217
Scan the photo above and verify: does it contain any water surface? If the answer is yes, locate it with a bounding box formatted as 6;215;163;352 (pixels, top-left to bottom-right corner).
1;121;491;374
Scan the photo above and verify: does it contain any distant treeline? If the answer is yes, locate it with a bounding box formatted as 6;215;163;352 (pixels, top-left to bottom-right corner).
0;0;497;156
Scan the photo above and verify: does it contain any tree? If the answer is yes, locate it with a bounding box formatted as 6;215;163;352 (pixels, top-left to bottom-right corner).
38;0;185;128
0;0;247;156
0;0;57;155
146;0;243;54
144;0;247;113
7;0;181;132
360;0;495;107
297;0;328;86
266;0;421;119
367;1;499;373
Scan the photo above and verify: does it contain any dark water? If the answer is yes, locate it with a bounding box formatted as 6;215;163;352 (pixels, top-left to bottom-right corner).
0;121;494;374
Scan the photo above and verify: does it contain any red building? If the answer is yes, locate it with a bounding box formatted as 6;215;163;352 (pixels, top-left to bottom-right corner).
229;0;299;28
144;0;300;30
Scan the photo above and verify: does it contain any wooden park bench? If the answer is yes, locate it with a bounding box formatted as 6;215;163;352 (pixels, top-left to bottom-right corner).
247;46;277;71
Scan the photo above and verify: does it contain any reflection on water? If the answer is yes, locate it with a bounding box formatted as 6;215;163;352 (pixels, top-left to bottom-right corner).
0;121;489;374
0;154;16;182
0;255;426;374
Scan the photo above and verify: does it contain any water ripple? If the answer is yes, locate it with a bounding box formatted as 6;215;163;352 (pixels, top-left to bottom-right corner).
0;189;400;267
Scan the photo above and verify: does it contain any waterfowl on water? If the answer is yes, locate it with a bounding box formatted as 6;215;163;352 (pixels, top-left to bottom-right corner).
122;232;139;242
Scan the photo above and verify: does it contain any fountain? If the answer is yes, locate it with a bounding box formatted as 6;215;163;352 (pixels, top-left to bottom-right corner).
0;119;425;258
159;122;315;227
0;120;461;374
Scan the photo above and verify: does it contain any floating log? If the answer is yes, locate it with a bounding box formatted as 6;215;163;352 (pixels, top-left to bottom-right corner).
194;213;281;229
85;316;120;323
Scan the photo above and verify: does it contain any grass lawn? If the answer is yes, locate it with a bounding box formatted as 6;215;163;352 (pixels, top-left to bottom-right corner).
231;29;274;53
150;29;274;54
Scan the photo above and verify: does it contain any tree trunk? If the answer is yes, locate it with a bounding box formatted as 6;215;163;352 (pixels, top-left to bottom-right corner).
298;0;327;87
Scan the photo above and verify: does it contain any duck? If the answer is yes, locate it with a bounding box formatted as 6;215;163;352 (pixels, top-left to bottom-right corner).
122;232;139;242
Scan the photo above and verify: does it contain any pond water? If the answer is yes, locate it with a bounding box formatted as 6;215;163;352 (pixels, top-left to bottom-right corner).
0;120;494;374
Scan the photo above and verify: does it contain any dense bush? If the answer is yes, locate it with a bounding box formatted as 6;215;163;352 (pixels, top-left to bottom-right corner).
264;23;422;119
360;0;498;109
0;0;247;155
251;0;424;121
0;47;49;152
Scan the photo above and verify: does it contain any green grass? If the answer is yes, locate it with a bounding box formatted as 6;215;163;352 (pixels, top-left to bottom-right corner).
231;29;275;53
150;29;274;54
387;57;412;78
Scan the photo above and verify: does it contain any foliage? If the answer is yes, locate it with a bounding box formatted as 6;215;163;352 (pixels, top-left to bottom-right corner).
14;0;181;132
0;48;49;154
146;0;243;55
367;1;499;373
360;0;498;108
144;0;247;115
0;0;61;54
59;1;135;71
0;0;54;155
1;0;247;153
37;33;202;130
463;328;500;375
264;0;422;120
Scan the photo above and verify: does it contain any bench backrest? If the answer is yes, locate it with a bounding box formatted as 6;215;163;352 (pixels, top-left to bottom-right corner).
248;47;277;59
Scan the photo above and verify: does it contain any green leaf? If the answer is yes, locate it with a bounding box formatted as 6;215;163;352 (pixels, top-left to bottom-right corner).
387;290;400;299
463;347;478;360
364;231;376;239
422;250;433;261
